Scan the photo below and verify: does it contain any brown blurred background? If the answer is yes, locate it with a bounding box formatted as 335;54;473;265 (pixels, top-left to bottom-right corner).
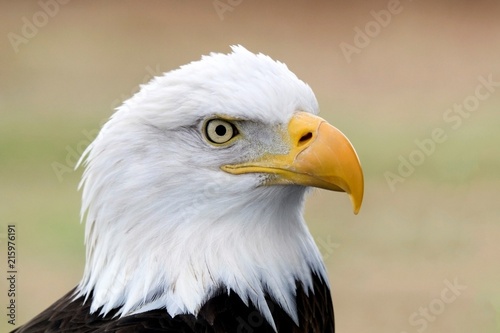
1;1;500;332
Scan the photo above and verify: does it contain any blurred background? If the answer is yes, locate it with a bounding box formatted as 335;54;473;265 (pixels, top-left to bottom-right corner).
1;1;499;332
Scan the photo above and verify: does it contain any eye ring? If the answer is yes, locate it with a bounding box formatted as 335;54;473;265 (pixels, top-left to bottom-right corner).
204;119;239;145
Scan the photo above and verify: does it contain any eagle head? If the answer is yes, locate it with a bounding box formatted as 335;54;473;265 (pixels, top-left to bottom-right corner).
76;45;363;329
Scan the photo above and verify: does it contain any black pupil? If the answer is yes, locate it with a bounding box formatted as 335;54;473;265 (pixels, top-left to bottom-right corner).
215;125;227;136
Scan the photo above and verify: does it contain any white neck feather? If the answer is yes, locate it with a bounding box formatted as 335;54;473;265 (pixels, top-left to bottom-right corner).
76;168;326;329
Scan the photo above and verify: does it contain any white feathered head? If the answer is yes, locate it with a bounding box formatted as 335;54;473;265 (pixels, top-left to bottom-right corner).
76;45;363;329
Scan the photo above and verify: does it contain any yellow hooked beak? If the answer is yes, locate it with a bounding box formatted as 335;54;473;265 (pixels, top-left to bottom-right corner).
221;112;364;214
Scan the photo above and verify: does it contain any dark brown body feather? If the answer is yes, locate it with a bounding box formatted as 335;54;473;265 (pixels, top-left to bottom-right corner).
12;273;334;333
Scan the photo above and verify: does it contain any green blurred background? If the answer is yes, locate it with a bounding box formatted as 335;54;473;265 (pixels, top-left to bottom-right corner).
1;1;499;332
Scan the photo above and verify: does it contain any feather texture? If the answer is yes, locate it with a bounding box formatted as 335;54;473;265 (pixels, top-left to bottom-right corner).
13;274;333;333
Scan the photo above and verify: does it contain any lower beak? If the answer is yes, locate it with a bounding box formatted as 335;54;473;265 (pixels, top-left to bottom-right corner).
221;112;364;214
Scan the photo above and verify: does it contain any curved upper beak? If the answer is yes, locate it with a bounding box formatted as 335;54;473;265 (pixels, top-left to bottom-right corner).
221;112;364;214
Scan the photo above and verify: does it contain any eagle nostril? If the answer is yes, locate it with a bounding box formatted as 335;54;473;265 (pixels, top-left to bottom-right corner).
298;132;313;145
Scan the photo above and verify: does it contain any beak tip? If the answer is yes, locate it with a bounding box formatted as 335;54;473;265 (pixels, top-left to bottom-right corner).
349;188;364;215
352;203;361;215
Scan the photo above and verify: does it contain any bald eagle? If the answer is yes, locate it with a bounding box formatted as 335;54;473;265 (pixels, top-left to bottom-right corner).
14;46;363;333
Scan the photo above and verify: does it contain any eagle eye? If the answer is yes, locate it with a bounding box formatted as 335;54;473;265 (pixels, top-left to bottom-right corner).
204;119;239;145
